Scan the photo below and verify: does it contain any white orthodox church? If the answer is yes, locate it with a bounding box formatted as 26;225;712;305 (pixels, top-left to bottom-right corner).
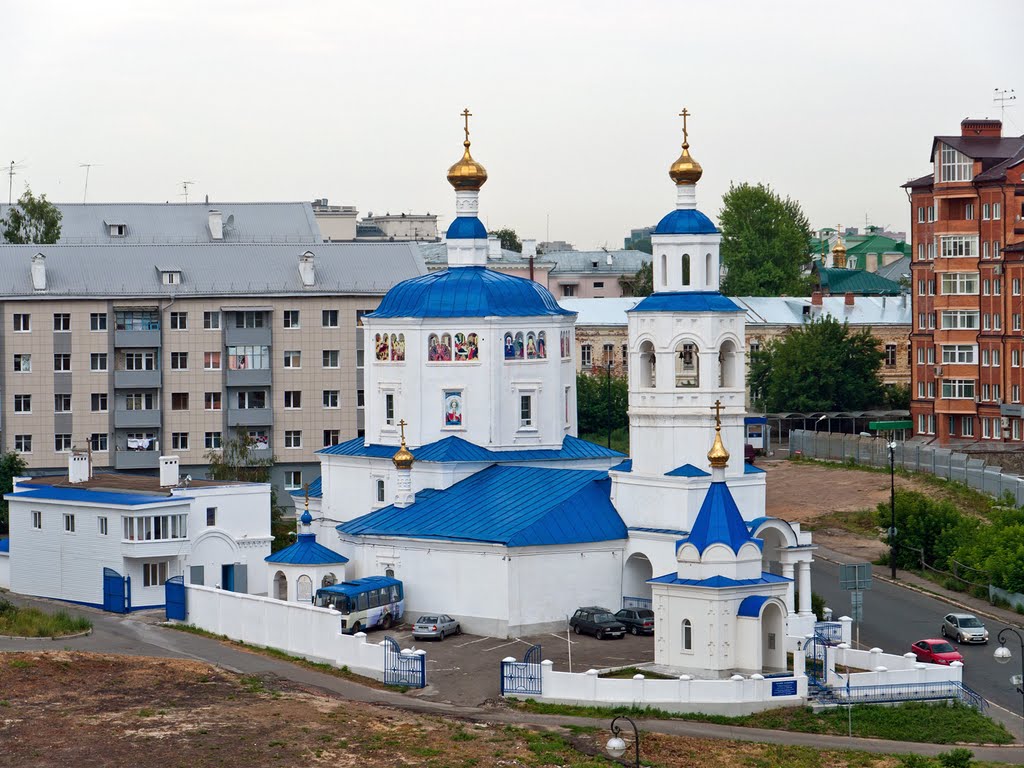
300;111;816;675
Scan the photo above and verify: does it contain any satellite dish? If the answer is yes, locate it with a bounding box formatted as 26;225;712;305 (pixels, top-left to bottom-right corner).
225;214;235;227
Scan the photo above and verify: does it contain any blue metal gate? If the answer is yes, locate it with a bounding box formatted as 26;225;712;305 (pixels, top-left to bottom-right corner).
382;636;425;688
500;643;543;696
165;575;186;620
807;632;828;690
102;567;131;614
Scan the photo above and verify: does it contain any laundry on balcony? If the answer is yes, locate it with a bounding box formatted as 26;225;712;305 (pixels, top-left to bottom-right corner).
127;438;154;451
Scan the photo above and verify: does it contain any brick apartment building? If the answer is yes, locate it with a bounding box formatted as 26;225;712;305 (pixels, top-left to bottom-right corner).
907;118;1024;443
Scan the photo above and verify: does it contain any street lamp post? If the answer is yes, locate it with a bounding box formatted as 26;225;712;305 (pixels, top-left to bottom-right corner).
888;440;897;580
605;715;641;766
994;627;1024;741
606;359;613;449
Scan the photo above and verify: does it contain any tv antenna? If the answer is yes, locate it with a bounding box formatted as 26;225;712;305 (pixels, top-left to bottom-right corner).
79;163;101;203
7;159;27;205
994;88;1016;121
179;180;196;203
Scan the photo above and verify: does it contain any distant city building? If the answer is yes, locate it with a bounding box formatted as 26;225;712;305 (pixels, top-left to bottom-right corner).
623;225;655;250
812;235;904;296
538;239;574;252
312;200;439;242
312;199;359;241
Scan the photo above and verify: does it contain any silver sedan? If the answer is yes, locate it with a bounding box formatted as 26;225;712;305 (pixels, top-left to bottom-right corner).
412;614;461;641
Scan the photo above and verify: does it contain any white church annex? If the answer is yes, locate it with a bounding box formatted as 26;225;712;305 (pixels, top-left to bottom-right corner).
307;109;816;672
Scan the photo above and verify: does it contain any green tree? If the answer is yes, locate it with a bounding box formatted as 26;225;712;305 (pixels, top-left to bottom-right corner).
576;371;628;436
748;316;885;412
2;187;62;244
0;451;28;534
718;182;812;296
629;236;652;254
205;435;292;551
488;227;521;253
619;261;653;297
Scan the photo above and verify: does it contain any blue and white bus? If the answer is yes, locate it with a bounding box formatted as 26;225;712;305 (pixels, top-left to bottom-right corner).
314;576;404;634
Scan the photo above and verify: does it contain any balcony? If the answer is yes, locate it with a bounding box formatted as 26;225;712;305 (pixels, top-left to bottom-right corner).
115;450;161;470
224;325;272;346
227;407;273;426
114;408;162;429
114;329;161;348
114;369;161;389
121;539;191;559
225;367;272;387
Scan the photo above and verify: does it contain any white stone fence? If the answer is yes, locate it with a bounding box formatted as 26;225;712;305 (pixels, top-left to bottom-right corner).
827;644;963;688
182;584;412;681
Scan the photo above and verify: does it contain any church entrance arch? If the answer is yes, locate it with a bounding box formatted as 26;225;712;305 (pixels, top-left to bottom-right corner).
273;571;287;601
622;553;653;608
755;526;788;577
761;600;786;672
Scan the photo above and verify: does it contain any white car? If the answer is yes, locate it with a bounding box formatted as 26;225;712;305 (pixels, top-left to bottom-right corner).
941;612;989;644
412;614;461;641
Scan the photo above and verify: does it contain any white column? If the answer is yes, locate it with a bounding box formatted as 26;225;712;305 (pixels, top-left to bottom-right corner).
782;561;795;614
798;559;813;616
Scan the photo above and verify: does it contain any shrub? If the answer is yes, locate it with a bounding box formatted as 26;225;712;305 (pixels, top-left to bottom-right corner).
938;748;974;768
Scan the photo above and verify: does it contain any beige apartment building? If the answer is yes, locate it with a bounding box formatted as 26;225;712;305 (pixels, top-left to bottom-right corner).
0;242;425;499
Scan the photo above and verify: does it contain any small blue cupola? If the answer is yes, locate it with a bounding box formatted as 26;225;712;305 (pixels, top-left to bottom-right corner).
684;481;761;555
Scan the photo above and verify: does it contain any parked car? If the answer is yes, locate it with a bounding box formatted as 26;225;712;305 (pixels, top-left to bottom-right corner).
941;613;989;644
569;607;627;640
910;638;964;665
615;608;655;635
412;614;461;641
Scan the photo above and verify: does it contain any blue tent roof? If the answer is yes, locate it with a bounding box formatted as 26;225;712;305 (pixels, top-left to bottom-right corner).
654;208;718;235
368;266;575;319
649;572;790;588
744;464;766;474
338;465;626;547
665;463;710;478
290;476;322;499
445;216;488;239
318;434;624;462
630;292;743;314
7;486;190;507
265;533;349;565
0;538;8;553
682;481;760;554
738;595;772;617
610;459;632;472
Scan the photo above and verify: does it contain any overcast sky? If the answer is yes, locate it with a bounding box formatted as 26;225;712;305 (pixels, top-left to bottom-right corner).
2;1;1020;249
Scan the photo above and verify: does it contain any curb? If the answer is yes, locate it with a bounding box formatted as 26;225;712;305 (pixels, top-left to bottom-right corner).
0;628;93;641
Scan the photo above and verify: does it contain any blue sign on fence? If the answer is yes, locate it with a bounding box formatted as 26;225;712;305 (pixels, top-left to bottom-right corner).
771;679;798;697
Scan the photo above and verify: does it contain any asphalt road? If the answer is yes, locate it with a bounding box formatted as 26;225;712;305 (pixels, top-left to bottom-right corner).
812;558;1024;729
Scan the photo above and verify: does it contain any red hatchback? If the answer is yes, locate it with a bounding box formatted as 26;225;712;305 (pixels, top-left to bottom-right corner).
911;638;964;665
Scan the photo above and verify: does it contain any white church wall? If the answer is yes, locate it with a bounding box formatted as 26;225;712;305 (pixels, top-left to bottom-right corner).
735;615;762;670
0;552;9;589
179;485;272;542
624;534;679;585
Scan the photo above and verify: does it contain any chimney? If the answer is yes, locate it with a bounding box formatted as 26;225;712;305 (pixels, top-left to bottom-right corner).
159;455;180;487
521;239;537;259
844;292;855;308
30;253;46;291
208;209;224;240
487;235;501;259
866;253;878;272
68;449;90;484
606;251;614;266
811;291;823;306
961;118;1002;138
298;250;315;287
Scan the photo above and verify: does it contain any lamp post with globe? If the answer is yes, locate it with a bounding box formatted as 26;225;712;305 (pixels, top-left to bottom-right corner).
993;627;1024;740
605;715;641;766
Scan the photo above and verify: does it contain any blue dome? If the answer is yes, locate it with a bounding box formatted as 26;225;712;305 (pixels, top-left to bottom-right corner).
300;510;313;526
369;266;575;319
654;208;718;235
446;216;488;240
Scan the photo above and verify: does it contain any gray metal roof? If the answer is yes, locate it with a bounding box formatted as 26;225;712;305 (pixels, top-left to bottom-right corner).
0;202;322;244
0;242;426;299
875;255;911;284
544;249;651;275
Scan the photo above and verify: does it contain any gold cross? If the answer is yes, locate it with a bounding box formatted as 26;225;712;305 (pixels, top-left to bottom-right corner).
398;419;408;442
303;482;310;511
461;108;472;143
711;399;723;427
679;107;690;146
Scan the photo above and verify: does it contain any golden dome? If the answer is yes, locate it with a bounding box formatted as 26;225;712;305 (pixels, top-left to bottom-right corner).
832;231;847;269
392;419;414;470
708;427;730;469
447;108;488;191
669;107;703;185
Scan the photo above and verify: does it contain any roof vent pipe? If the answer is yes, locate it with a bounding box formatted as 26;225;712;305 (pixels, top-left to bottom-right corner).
30;252;46;291
298;251;315;287
208;209;223;240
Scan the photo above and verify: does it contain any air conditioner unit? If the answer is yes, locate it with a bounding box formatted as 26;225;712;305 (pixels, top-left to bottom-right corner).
934;366;943;376
994;264;1003;275
1001;416;1010;429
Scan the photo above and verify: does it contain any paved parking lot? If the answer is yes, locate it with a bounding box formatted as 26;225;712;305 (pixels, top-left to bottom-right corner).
385;625;654;704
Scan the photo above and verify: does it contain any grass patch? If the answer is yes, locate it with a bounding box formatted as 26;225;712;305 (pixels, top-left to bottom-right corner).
598;666;678;680
803;507;879;537
580;427;628;456
0;599;91;638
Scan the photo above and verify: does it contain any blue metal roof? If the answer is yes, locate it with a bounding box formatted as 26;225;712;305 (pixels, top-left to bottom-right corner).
649;572;790;588
654;208;718;235
0;538;8;553
738;595;772;617
318;434;623;462
445;216;488;240
683;481;760;554
630;291;743;314
338;465;626;547
629;526;688;536
665;463;710;477
745;416;768;425
290;476;322;499
265;533;349;565
368;266;575;319
7;486;190;507
744;463;766;474
610;459;632;472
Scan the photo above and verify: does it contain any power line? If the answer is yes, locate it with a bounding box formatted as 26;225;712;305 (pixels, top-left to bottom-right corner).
7;159;27;205
994;87;1016;122
79;163;102;203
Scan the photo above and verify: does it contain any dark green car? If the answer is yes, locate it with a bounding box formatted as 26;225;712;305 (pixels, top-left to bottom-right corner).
569;606;626;640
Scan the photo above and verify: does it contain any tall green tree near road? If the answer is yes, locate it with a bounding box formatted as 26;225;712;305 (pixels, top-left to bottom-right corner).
0;451;28;534
488;227;521;253
748;316;885;412
2;188;62;244
719;182;812;296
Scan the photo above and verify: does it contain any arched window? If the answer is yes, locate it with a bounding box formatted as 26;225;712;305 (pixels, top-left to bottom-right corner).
681;254;690;286
296;575;313;604
385;568;395;578
661;254;667;286
321;573;337;588
719;340;738;388
705;253;713;286
273;571;287;601
639;341;656;387
376;478;385;503
682;618;692;650
675;342;699;388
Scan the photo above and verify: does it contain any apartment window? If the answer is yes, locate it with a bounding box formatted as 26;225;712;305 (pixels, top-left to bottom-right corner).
236;390;267;409
927;242;935;259
14;435;31;453
170;352;188;370
54;394;71;413
1014;279;1021;296
205;431;222;449
928;279;935;295
939;144;973;182
323;390;339;408
53;313;70;332
928;207;935;223
994;241;1001;259
994;349;1001;367
203;311;221;330
86;433;107;453
284;430;302;448
53;353;71;371
31;510;41;528
917;244;924;260
171;432;189;450
54;434;72;452
63;513;75;533
13;354;30;373
384;393;395;425
143;562;169;588
1014;349;1021;367
14;394;31;413
965;203;974;220
124;351;156;370
322;350;339;368
283;310;300;328
13;313;30;332
91;393;108;412
963;416;975;437
941;345;975;364
982;349;990;366
983;383;991;400
983;241;990;259
284;471;302;490
983;203;991;220
941;379;975;399
90;312;107;331
206;507;217;526
917;347;925;365
917;381;925;398
1015;420;1022;441
917;313;925;330
171;392;189;410
169;312;188;330
125;392;155;411
581;344;593;367
940;310;980;330
940;272;979;295
284;391;301;409
603;343;614;364
323;429;340;446
204;392;221;411
994;418;1003;439
940;235;978;258
995;314;1002;331
562;284;576;297
983;418;991;439
520;394;534;428
884;344;897;367
162;270;181;285
917;279;925;295
993;203;1001;220
283;350;301;368
918;414;926;433
1015;385;1022;403
90;353;108;371
227;345;269;370
322;309;339;328
98;516;108;536
204;351;221;370
116;310;159;331
234;311;264;328
356;349;365;367
995;279;1002;296
995;384;1002;401
357;389;365;408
